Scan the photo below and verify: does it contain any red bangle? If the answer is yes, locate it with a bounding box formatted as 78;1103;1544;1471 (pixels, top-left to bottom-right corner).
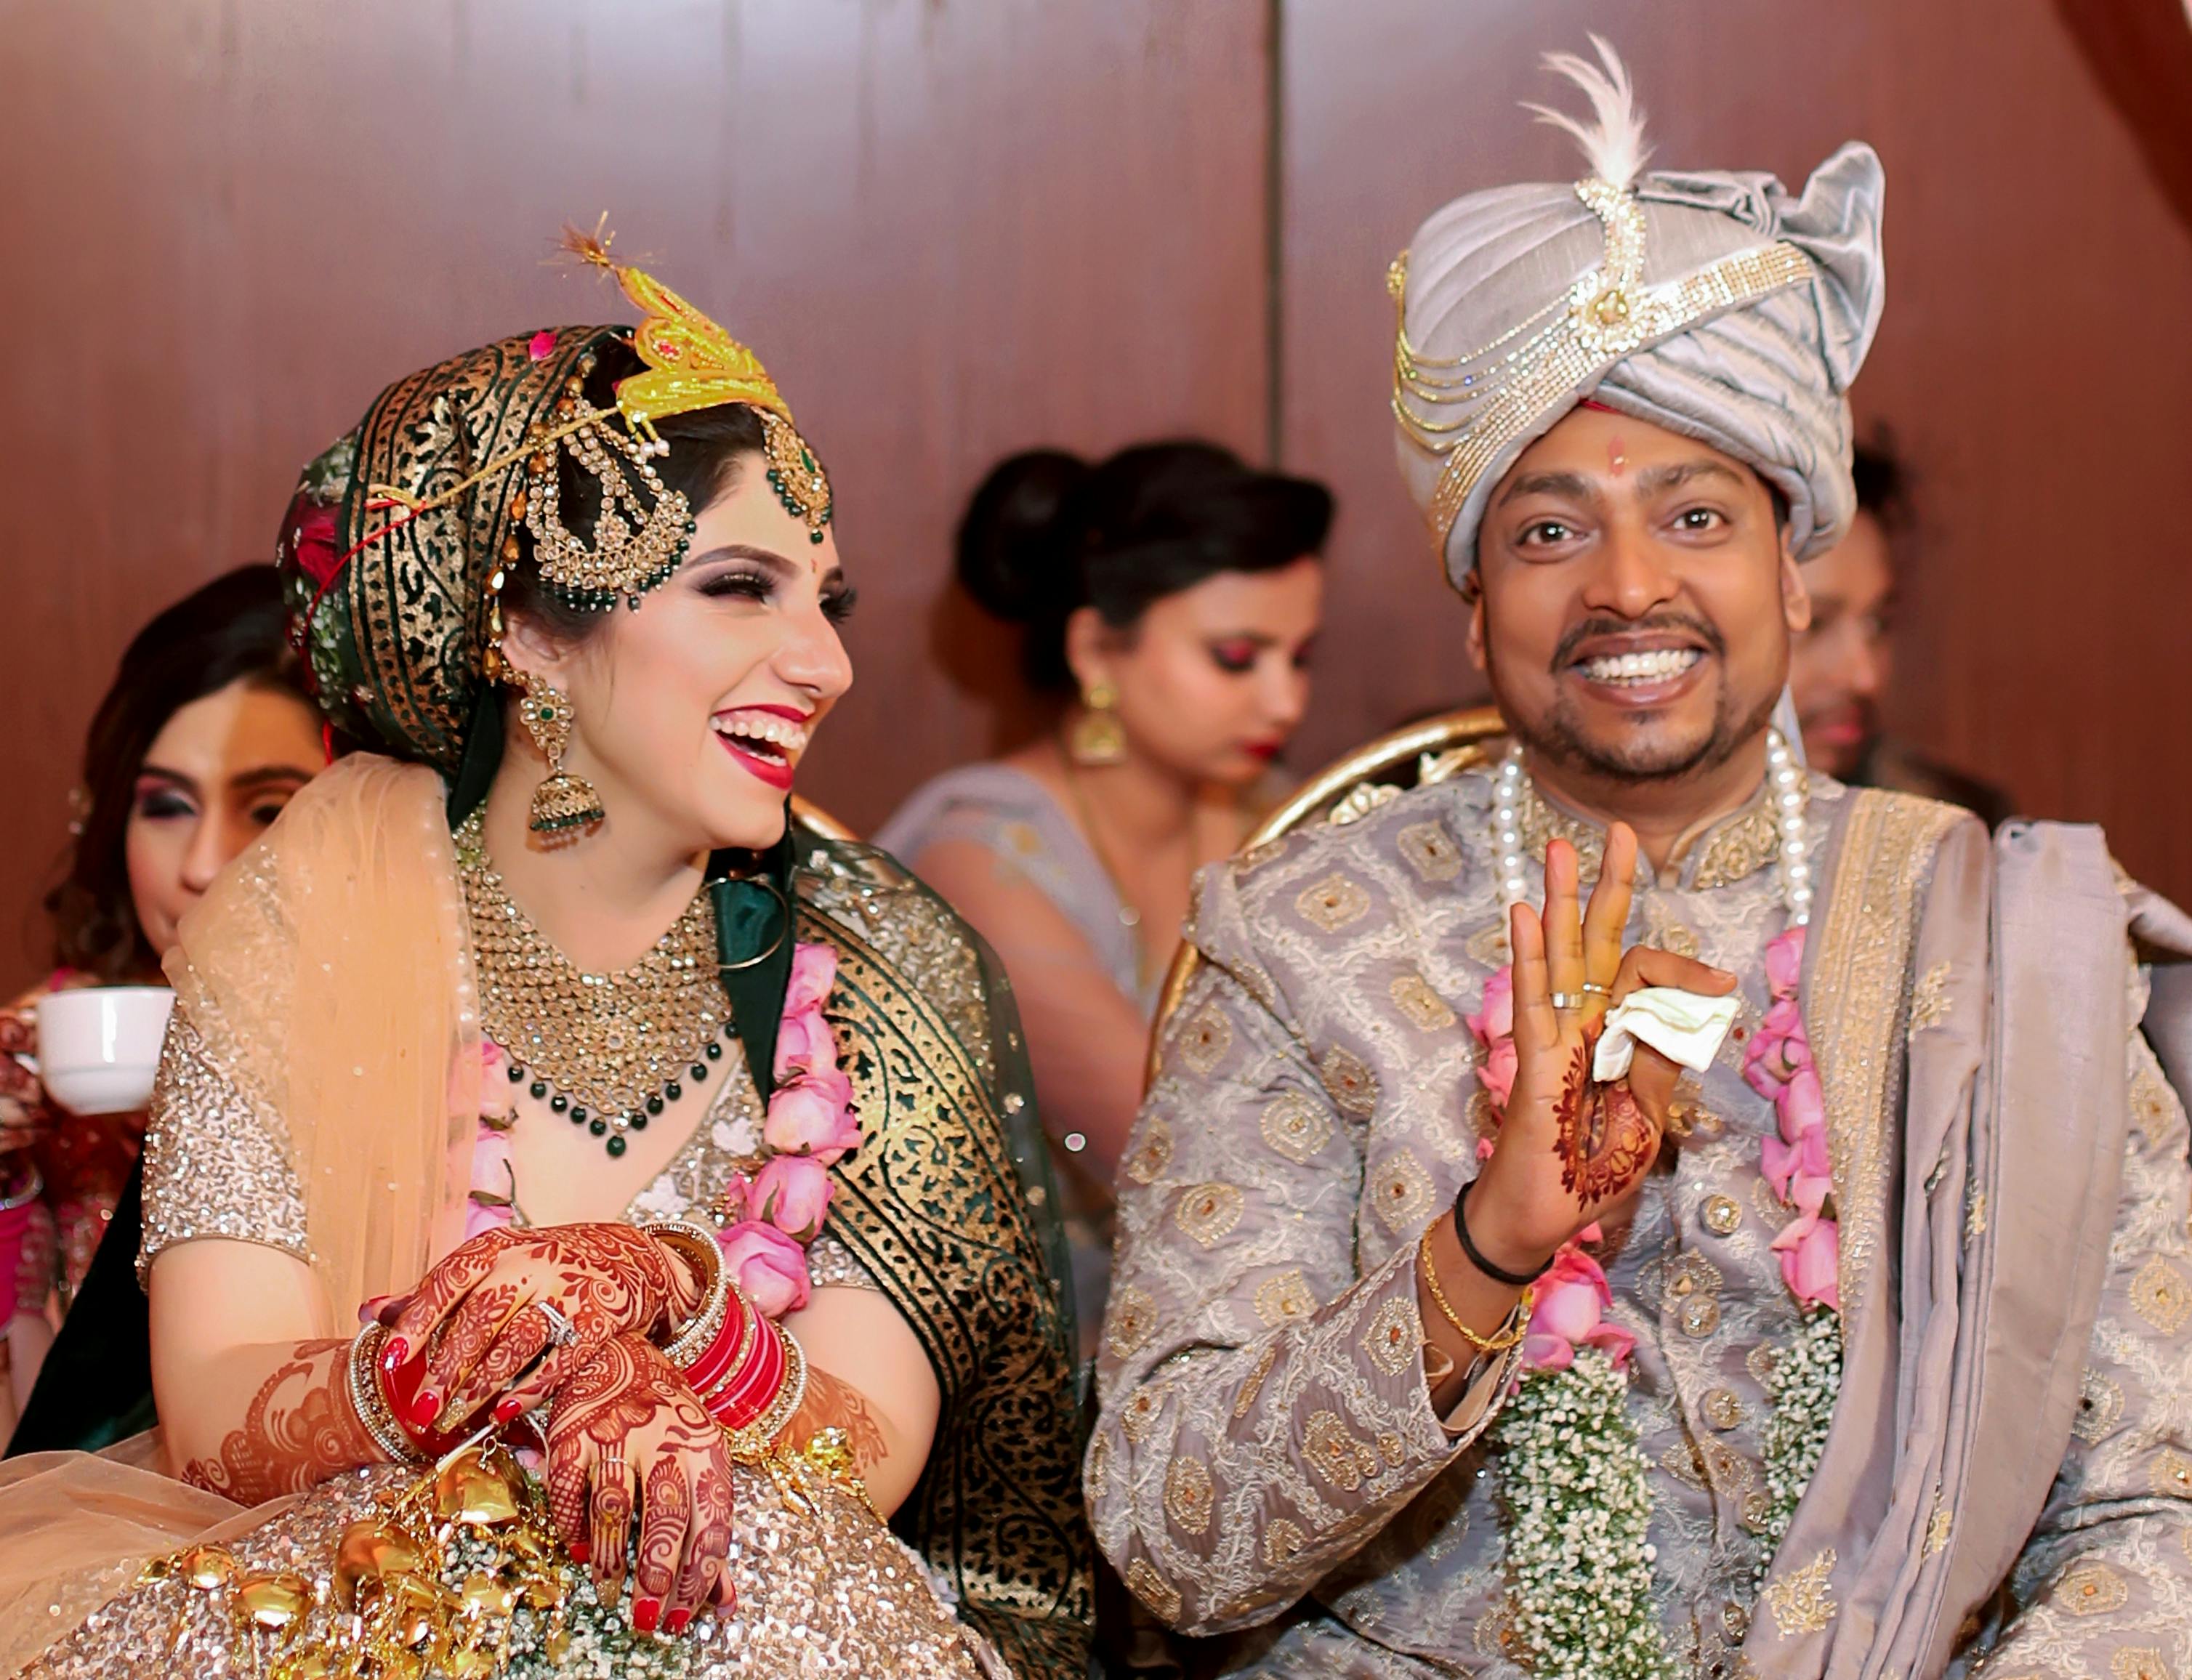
681;1286;752;1398
708;1314;786;1428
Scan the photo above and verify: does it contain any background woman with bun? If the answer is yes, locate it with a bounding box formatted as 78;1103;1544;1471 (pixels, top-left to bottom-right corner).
878;441;1330;1355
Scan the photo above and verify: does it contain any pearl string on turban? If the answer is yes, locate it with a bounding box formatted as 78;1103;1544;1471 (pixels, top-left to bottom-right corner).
1390;37;1885;589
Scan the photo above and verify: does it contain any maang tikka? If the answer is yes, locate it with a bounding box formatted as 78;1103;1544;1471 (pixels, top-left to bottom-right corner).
516;672;605;834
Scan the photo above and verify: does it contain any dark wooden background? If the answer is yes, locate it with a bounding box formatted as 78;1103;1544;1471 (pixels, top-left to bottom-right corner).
4;0;2189;990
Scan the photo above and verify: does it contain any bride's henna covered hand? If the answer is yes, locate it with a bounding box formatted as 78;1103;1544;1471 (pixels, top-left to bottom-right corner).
1467;828;1737;1273
180;1338;387;1504
544;1331;735;1635
386;1223;704;1432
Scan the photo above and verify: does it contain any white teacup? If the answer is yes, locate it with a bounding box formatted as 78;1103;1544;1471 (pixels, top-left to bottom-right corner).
32;987;177;1115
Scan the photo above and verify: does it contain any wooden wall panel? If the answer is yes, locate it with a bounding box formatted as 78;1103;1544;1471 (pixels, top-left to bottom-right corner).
0;0;1270;989
1278;0;2192;904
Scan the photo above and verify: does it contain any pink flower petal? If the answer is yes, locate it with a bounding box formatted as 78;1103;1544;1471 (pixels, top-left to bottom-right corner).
715;1220;811;1318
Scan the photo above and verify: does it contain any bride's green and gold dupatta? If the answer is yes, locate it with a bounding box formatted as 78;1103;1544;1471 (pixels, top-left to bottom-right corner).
0;758;1091;1678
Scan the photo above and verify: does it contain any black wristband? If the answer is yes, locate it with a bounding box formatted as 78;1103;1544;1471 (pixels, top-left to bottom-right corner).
1453;1179;1553;1288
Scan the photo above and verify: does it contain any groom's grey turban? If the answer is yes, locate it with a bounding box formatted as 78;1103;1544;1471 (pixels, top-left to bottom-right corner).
1392;40;1885;588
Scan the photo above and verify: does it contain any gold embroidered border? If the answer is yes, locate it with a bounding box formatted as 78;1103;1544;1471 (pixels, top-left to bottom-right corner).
802;895;1091;1673
1805;791;1966;1304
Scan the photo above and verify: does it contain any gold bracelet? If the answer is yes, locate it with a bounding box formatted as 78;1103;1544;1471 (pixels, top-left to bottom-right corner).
1417;1226;1531;1354
644;1219;731;1366
725;1323;809;1463
347;1323;425;1464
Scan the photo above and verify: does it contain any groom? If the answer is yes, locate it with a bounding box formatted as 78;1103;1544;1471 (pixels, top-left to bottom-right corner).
1087;44;2192;1680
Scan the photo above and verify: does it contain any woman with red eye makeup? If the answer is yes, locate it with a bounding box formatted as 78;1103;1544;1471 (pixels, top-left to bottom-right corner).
879;442;1331;1357
0;565;325;1449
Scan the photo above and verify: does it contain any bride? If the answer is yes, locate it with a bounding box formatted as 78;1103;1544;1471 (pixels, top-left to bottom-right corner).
0;240;1089;1679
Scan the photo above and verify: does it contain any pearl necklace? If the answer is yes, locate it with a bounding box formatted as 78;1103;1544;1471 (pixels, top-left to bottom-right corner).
1491;727;1811;926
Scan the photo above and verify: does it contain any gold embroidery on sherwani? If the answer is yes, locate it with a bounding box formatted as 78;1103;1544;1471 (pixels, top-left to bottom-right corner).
1164;1457;1215;1535
1389;970;1457;1030
1255;1269;1318;1325
1175;1182;1244;1247
1761;1546;1837;1636
1107;1285;1157;1358
1397;820;1463;882
2059;1557;2130;1615
1806;790;1965;1302
1125;1558;1181;1621
1123;1116;1173;1184
1234;1338;1280;1417
1369;1147;1438;1233
1925;1495;1953;1556
2074;1368;2127;1442
1119;1386;1166;1444
1305;1411;1377;1491
1909;959;1952;1035
2111;1649;2174;1680
2150;1446;2192;1500
1691;793;1789;891
1260;1091;1333;1163
1363;1296;1422;1376
1178;1004;1233;1074
1265;1518;1306;1567
1319;1044;1380;1116
2134;1050;2175;1148
2130;1255;2192;1334
1297;871;1372;932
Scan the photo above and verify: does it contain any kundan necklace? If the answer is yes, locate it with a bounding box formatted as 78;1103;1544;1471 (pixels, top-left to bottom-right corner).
456;812;733;1158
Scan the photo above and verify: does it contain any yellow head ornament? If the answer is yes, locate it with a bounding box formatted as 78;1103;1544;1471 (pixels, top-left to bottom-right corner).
563;226;833;545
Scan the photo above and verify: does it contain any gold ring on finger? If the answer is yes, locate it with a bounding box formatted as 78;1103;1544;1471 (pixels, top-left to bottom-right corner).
1581;982;1612;998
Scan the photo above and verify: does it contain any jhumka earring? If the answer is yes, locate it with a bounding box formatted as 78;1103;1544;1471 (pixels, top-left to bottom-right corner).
1068;682;1127;767
516;673;605;834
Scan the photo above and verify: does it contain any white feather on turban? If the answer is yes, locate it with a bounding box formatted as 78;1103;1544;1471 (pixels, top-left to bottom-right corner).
1392;38;1885;589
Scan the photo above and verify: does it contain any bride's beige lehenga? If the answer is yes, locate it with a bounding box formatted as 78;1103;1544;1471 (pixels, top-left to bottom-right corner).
0;759;1091;1679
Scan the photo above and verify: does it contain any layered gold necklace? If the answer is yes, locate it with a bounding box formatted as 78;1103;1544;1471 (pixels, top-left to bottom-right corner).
456;813;731;1158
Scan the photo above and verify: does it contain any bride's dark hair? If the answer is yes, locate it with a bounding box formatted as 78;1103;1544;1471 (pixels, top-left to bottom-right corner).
956;440;1332;692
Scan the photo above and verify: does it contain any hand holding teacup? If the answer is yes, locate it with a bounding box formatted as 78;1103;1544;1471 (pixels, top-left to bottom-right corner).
1466;826;1736;1277
27;987;176;1118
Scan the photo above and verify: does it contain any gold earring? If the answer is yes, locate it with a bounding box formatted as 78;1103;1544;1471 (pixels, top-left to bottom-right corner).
516;674;605;834
1068;681;1127;767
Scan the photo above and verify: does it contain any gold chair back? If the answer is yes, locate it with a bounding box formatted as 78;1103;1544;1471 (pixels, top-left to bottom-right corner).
1146;705;1510;1083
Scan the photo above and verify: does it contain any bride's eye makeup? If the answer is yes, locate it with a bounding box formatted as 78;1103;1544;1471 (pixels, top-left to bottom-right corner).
132;777;196;821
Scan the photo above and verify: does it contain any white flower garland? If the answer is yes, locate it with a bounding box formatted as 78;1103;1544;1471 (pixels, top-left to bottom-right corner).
1754;1303;1845;1582
1496;1349;1680;1680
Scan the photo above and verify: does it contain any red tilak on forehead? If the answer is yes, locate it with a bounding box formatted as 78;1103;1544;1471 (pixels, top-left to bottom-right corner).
1576;397;1628;473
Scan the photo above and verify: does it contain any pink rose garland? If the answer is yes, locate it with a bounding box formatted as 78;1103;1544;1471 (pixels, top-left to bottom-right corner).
1741;926;1840;1312
460;942;863;1318
715;940;861;1318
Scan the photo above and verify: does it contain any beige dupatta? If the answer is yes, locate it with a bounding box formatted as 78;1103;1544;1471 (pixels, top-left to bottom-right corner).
161;754;480;1325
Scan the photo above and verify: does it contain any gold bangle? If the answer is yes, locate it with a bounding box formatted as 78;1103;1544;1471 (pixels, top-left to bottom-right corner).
645;1219;730;1366
1417;1227;1530;1354
347;1323;425;1464
725;1323;808;1463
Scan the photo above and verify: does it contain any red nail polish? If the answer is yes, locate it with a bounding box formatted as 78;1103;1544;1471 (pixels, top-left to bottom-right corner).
409;1389;441;1430
634;1597;662;1633
666;1607;692;1636
493;1396;523;1424
379;1335;409;1370
568;1540;591;1565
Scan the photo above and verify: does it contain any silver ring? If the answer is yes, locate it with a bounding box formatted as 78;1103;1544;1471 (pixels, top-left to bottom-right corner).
1548;990;1588;1011
535;1300;578;1347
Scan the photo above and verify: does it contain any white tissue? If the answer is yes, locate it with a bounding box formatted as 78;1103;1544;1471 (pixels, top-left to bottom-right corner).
1591;987;1740;1083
